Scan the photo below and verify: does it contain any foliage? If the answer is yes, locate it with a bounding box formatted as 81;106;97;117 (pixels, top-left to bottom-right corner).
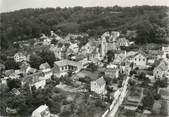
29;54;43;69
77;37;89;48
39;50;56;67
1;6;169;49
142;88;154;110
153;78;168;89
51;39;58;45
128;79;136;86
86;63;98;72
5;59;19;70
6;78;21;90
106;50;115;63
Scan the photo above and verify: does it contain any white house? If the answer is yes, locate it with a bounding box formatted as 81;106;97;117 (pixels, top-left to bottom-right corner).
33;80;46;89
50;30;62;40
116;38;130;47
105;68;119;79
14;52;28;62
22;69;52;89
31;105;50;117
43;38;51;45
68;43;79;54
39;62;50;70
53;60;83;78
40;69;53;80
153;59;169;79
162;46;169;59
90;77;106;95
132;52;147;67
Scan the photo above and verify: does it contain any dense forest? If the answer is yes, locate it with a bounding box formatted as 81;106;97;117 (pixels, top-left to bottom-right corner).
0;6;169;49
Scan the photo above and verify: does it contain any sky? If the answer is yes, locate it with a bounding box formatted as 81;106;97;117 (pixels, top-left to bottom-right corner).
0;0;169;13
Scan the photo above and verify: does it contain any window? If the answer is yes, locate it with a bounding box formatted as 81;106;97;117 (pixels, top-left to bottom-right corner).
135;58;137;61
143;59;145;61
62;67;64;70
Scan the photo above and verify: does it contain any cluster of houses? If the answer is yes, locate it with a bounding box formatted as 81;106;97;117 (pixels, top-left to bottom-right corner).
0;30;169;117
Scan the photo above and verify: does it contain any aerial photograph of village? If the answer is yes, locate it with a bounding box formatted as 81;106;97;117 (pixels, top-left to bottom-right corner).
0;0;169;117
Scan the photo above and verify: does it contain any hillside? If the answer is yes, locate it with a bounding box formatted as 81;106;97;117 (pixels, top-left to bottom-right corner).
0;6;169;49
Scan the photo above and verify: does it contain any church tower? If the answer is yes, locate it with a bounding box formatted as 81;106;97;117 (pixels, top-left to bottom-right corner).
101;36;107;57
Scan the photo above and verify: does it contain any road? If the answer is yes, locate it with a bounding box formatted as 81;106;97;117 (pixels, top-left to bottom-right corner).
102;76;130;117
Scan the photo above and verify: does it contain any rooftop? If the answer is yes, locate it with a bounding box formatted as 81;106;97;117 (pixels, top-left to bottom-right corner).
32;105;48;116
54;59;82;67
94;77;106;87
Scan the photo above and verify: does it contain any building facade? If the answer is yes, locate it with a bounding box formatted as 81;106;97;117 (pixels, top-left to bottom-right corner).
90;77;106;95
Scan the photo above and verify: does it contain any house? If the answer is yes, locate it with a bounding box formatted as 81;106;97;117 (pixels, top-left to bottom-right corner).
132;52;147;68
101;31;120;42
14;52;28;62
43;38;51;45
39;62;50;70
9;73;20;79
100;34;121;58
116;38;130;47
4;69;15;76
120;61;131;75
40;33;48;40
87;48;101;62
90;77;106;95
31;105;50;117
50;44;62;59
0;63;5;71
53;60;83;78
10;88;20;95
22;69;52;89
81;40;97;55
40;69;53;80
20;62;37;74
153;59;169;79
6;107;17;114
162;46;169;59
50;30;62;40
152;100;161;114
65;33;88;41
32;80;46;89
113;51;126;65
68;43;79;54
105;68;119;79
158;86;169;100
0;78;8;92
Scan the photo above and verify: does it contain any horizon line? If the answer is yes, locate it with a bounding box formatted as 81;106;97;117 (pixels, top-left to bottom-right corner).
1;5;169;13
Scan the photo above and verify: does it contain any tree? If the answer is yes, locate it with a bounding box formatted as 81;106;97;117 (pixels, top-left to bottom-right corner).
154;78;168;89
51;39;58;45
128;79;136;87
136;21;152;44
117;80;123;88
142;90;154;110
5;59;19;70
106;50;115;63
138;72;146;80
78;37;88;48
13;43;20;49
86;63;98;72
1;6;169;50
39;50;56;67
29;54;43;69
7;78;21;90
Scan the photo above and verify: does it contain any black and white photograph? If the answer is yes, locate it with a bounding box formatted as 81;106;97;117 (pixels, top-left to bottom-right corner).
0;0;169;117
